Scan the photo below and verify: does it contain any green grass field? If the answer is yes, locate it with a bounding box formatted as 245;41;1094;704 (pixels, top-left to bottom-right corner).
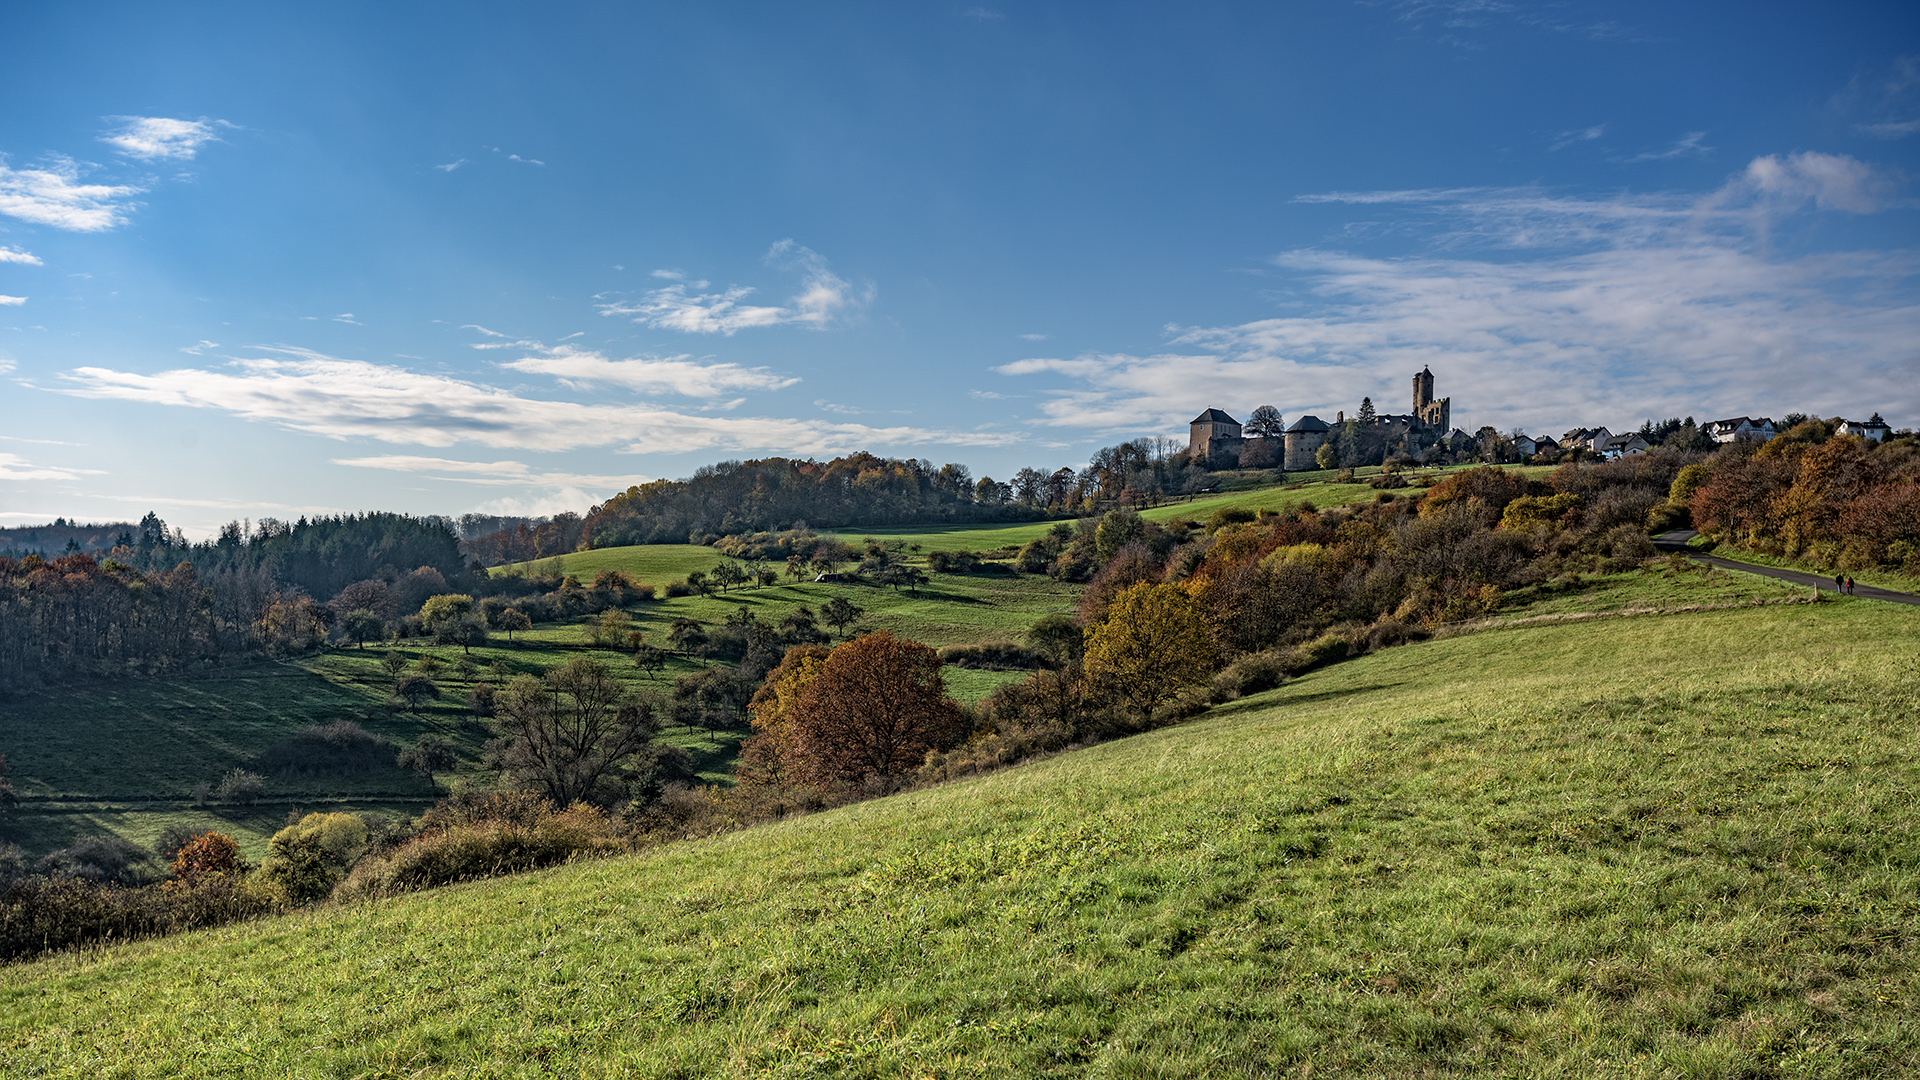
6;594;1915;1077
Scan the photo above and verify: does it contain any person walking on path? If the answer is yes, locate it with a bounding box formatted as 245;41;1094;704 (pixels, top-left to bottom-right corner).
1846;576;1856;595
1836;574;1846;593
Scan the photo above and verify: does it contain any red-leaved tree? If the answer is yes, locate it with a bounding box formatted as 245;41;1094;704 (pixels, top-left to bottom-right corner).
788;632;968;788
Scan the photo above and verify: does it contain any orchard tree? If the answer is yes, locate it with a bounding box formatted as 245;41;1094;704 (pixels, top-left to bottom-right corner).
419;593;475;631
1083;582;1212;725
498;607;532;643
786;632;968;787
434;613;488;654
490;657;663;806
342;609;385;649
821;595;864;639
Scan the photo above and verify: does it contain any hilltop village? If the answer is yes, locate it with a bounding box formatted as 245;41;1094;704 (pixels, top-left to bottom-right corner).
1186;366;1896;471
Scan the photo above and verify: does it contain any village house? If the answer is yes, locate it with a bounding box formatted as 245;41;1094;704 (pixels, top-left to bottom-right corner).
1837;415;1891;443
1704;417;1776;444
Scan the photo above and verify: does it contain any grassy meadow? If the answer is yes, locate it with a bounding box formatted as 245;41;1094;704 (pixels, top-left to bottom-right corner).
5;594;1916;1076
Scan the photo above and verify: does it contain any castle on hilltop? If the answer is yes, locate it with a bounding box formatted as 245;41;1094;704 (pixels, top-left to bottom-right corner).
1188;366;1453;470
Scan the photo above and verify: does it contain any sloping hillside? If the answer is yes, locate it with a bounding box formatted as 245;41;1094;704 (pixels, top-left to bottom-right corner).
4;596;1915;1077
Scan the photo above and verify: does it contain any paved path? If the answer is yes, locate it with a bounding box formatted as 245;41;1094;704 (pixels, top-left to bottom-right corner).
1653;531;1920;607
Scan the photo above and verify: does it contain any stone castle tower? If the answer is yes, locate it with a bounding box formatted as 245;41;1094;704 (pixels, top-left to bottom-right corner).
1412;366;1449;431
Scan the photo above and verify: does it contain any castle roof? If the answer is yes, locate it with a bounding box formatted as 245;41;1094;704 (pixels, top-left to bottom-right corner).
1286;415;1330;433
1190;408;1239;426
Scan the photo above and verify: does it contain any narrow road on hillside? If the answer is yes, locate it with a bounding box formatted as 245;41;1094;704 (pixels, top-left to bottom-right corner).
1653;531;1920;607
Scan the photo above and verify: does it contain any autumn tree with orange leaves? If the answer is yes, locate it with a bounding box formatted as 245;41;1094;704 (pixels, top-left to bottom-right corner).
783;632;968;788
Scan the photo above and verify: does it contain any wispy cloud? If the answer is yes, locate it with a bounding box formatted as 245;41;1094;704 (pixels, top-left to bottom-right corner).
1018;332;1050;341
498;343;799;397
333;313;361;325
0;295;24;306
962;7;1005;19
1616;131;1710;163
0;452;105;481
1377;0;1642;46
1835;55;1920;140
179;340;220;355
45;347;1018;455
435;159;469;172
508;153;544;166
0;156;142;231
1007;158;1918;435
598;241;871;335
330;455;647;489
0;246;42;266
1549;123;1606;151
99;116;225;161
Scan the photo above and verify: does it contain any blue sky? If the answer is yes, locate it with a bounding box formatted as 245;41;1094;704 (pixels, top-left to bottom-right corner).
2;1;1916;536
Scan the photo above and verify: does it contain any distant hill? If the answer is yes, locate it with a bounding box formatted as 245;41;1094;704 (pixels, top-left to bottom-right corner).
0;520;136;559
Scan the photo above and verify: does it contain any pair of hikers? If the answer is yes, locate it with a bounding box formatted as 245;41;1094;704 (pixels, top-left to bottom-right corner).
1833;574;1856;595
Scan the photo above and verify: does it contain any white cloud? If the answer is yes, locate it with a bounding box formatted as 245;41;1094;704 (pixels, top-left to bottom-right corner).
1018;332;1050;341
1617;131;1710;163
600;241;871;335
0;452;105;481
1719;151;1895;214
508;154;544;166
99;116;224;161
46;347;1018;455
435;159;469;172
330;455;647;489
0;156;142;231
180;340;221;355
0;246;42;266
1007;166;1920;436
499;344;799;397
333;313;361;325
963;7;1005;20
0;295;24;306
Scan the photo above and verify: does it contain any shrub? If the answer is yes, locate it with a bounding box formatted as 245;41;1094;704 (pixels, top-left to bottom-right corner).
467;682;497;716
34;835;157;884
0;870;275;964
1210;650;1289;702
397;734;459;776
936;641;1041;670
1206;507;1257;533
168;832;241;884
253;720;395;778
256;812;370;905
334;794;622;900
663;581;694;598
213;768;266;805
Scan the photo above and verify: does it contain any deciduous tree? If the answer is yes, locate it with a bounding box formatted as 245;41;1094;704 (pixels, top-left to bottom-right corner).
489;657;663;806
1083;582;1212;725
786;632;968;787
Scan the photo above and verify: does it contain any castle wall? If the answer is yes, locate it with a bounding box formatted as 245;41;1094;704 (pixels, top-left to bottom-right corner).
1283;430;1327;470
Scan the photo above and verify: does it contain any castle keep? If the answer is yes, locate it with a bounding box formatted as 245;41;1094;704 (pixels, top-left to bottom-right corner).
1188;366;1453;469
